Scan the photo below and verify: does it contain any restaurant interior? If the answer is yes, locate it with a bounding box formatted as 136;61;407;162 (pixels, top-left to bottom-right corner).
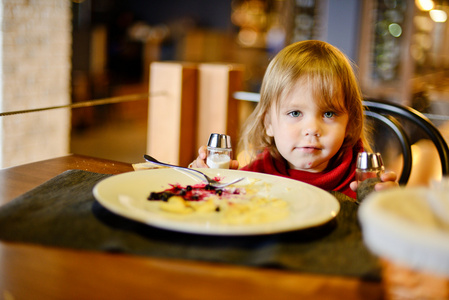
1;1;449;299
64;0;449;185
0;0;448;171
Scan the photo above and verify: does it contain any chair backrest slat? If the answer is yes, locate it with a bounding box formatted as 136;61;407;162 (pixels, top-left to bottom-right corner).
363;99;449;176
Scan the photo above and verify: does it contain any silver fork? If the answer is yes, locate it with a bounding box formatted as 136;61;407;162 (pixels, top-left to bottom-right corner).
143;155;245;188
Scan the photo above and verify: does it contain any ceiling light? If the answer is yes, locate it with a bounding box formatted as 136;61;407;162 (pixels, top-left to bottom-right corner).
416;0;434;11
430;9;448;22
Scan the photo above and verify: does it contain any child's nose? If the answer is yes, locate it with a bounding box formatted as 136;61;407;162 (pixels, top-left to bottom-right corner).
305;128;320;137
303;118;321;137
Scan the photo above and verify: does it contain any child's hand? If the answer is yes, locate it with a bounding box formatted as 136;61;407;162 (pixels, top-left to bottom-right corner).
189;146;239;169
189;146;209;168
350;171;399;192
374;171;398;191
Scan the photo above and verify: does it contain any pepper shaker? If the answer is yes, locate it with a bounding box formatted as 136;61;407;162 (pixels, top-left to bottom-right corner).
356;152;384;202
206;133;232;169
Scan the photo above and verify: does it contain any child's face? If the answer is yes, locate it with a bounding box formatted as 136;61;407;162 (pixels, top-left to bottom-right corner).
265;80;349;172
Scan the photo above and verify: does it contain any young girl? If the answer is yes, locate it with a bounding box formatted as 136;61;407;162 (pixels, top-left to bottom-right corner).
191;40;397;198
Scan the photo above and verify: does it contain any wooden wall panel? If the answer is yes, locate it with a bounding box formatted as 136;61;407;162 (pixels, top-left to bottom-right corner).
148;62;244;166
196;63;244;151
147;62;198;166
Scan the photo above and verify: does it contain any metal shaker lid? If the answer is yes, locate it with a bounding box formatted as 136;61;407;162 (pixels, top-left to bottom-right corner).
207;133;232;149
357;152;384;170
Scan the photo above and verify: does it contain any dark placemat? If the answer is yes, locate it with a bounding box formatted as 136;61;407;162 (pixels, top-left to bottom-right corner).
0;169;381;280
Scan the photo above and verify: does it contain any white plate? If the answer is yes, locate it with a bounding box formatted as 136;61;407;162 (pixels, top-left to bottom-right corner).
93;169;340;235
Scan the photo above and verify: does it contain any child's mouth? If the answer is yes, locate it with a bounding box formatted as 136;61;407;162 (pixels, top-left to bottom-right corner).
299;146;321;153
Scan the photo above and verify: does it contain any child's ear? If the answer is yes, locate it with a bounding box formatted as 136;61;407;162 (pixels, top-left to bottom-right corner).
264;115;274;137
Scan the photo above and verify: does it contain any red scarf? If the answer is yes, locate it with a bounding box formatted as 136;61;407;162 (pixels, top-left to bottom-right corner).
241;140;364;198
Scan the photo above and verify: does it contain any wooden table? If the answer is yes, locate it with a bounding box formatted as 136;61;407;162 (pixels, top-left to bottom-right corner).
0;155;384;300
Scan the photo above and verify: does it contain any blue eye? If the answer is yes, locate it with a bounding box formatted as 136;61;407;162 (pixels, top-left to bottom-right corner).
324;111;335;118
289;111;301;117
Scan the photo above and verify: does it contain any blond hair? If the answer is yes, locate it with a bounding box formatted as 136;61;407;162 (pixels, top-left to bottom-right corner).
240;40;371;162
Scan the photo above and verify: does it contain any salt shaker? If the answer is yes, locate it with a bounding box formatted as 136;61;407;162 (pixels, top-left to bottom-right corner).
206;133;232;169
356;152;384;202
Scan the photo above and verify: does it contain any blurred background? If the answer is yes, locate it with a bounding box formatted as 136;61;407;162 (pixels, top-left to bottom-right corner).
1;0;449;168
